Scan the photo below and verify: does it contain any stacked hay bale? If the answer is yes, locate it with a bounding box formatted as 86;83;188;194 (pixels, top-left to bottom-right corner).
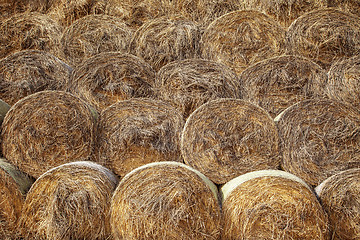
327;0;360;17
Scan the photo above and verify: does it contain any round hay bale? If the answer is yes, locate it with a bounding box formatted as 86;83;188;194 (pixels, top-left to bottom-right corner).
327;0;360;18
0;49;72;105
221;170;330;239
201;10;286;76
315;168;360;240
68;52;156;112
18;161;118;240
96;98;184;177
110;161;221;240
275;98;360;187
181;98;281;185
239;55;328;118
1;90;97;179
286;8;360;71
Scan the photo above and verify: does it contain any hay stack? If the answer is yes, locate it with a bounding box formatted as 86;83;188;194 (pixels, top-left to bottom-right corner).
221;170;330;239
181;98;281;185
239;55;328;118
18;161;118;240
275;99;360;187
201;10;286;76
327;0;360;18
110;161;221;240
1;90;97;178
96;98;184;177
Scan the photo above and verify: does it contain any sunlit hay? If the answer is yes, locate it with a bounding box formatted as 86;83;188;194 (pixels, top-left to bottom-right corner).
221;170;330;240
201;10;286;76
96;98;184;177
0;50;72;105
110;161;221;240
181;98;281;185
18;161;118;240
239;55;328;118
327;0;360;18
1;90;97;179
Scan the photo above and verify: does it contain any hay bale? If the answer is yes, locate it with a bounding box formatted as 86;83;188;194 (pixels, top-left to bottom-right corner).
0;0;28;20
18;161;118;240
315;168;360;240
275;98;360;187
201;10;286;76
239;55;328;118
110;161;221;240
221;170;330;239
1;90;97;178
181;98;281;185
96;98;184;177
0;50;72;105
286;8;360;71
327;0;360;18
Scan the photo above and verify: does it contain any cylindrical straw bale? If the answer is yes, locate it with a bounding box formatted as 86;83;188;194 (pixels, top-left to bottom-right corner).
96;98;184;177
221;170;330;239
315;168;360;240
110;161;221;240
1;90;97;178
181;98;281;184
327;0;360;18
239;55;328;118
18;161;118;240
275;99;360;187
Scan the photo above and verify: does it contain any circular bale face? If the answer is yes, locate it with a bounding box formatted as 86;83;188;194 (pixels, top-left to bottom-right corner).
110;161;221;240
1;90;97;179
327;0;360;18
181;98;281;185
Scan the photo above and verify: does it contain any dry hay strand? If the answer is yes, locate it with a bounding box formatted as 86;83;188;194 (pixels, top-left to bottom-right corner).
110;161;221;240
239;55;329;118
0;50;72;106
327;0;360;18
181;98;281;185
18;161;118;240
96;98;184;177
275;98;360;187
0;0;29;20
201;10;286;76
315;168;360;240
68;52;156;112
286;8;360;71
1;90;97;179
221;170;330;239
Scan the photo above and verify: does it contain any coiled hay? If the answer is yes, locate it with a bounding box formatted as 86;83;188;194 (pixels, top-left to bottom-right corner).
315;168;360;240
96;98;184;177
327;0;360;17
221;170;330;239
1;90;97;179
18;161;118;240
201;10;286;76
286;8;360;70
275;99;360;187
181;98;281;185
239;55;328;118
110;161;221;240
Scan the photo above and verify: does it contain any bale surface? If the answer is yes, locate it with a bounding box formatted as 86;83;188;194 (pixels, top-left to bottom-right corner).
0;0;29;20
327;0;360;17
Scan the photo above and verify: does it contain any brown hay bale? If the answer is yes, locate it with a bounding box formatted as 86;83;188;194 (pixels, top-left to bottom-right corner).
1;90;97;178
315;168;360;240
327;0;360;18
18;161;118;240
286;8;360;71
0;50;72;105
96;98;184;177
110;161;221;240
181;98;281;185
0;0;28;20
239;55;328;118
201;10;286;76
221;170;330;239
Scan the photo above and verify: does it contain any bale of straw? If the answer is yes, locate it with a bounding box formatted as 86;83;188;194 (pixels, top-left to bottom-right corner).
1;90;97;178
96;98;184;177
110;161;221;240
18;161;118;240
239;55;328;118
201;10;286;76
315;168;360;240
327;0;360;18
181;98;281;185
221;170;330;239
0;0;28;20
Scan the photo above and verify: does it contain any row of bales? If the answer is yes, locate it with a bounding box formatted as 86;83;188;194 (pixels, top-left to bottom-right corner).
0;0;360;239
